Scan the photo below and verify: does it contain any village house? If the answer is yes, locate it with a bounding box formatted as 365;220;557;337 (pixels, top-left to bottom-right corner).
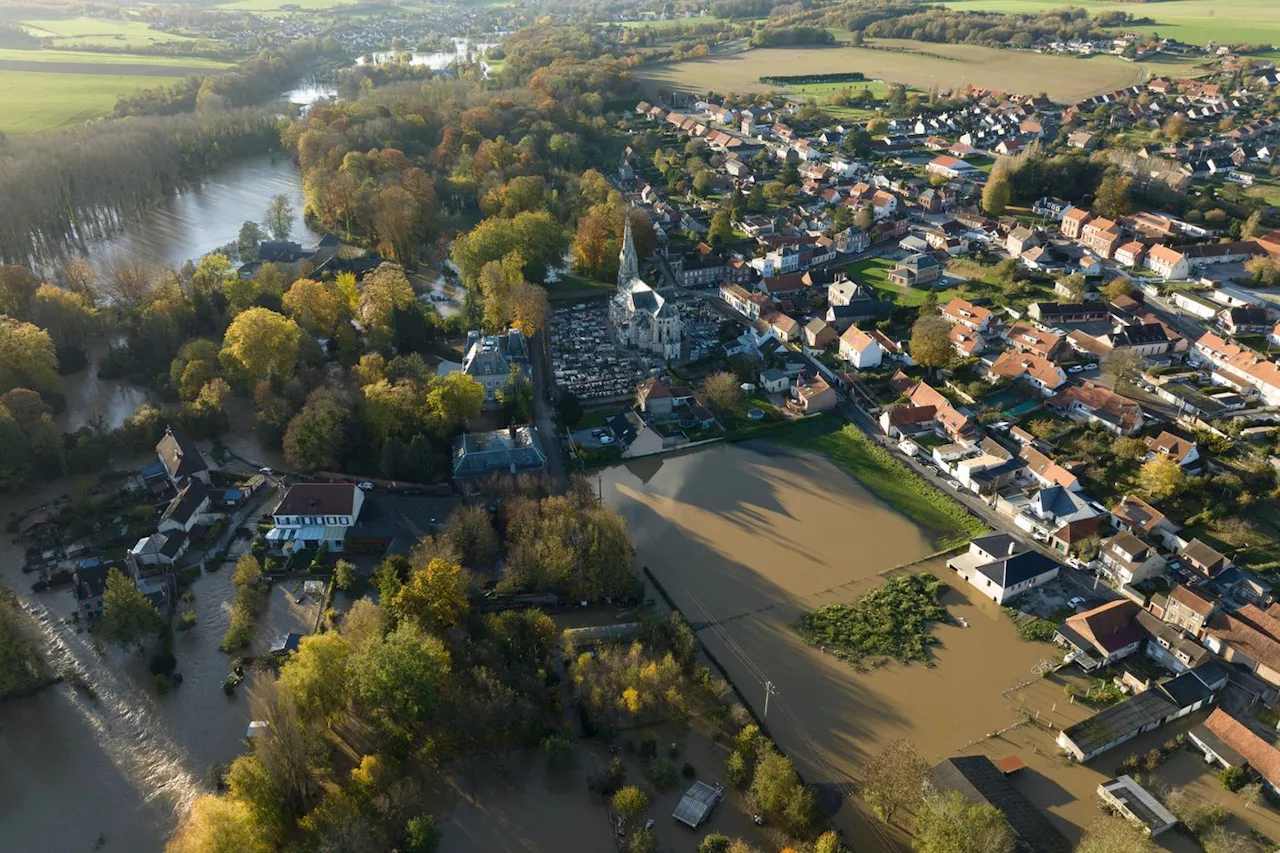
1153;584;1217;638
1190;708;1280;794
1099;531;1166;586
461;328;530;407
1081;217;1123;259
1060;207;1091;240
879;405;938;440
1203;606;1280;688
989;351;1066;395
1110;494;1180;550
803;318;838;350
946;533;1060;604
1179;538;1230;579
636;377;674;416
1004;322;1067;361
156;427;210;489
949;325;986;357
1006;225;1040;258
1049;381;1144;435
268;483;365;553
886;253;942;287
1144;244;1190;279
1145;430;1199;469
931;757;1072;853
1218;306;1270;337
1056;669;1218;761
791;373;836;413
925;155;980;179
941;297;994;332
839;326;883;369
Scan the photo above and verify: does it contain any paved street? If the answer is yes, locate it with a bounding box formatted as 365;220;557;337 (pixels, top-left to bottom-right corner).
531;329;570;493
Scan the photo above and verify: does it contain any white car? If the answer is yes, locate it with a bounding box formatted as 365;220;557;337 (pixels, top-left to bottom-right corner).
1082;363;1098;371
258;467;274;476
947;480;962;490
599;435;615;445
357;481;375;491
1067;596;1087;610
1068;365;1085;374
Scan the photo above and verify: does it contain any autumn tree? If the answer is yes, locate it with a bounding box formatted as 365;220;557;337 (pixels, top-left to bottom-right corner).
349;622;451;739
278;632;351;726
701;371;743;414
1102;348;1143;390
1103;278;1133;302
453;211;569;285
100;567;163;651
860;738;929;826
1242;210;1263;241
910;314;953;372
1075;816;1157;853
393;557;470;633
358;263;416;343
982;177;1011;216
282;278;345;337
612;786;649;829
165;794;270;853
914;789;1014;853
219;308;300;386
1245;256;1280;287
0;317;58;395
1138;454;1186;501
1162;113;1187;143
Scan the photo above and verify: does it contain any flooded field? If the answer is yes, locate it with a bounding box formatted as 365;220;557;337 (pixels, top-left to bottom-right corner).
601;442;1106;849
438;728;762;852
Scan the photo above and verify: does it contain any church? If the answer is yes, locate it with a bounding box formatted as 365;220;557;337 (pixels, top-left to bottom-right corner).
609;214;684;361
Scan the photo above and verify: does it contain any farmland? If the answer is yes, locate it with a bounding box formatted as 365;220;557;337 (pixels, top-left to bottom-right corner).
637;39;1144;103
939;0;1280;47
0;69;181;135
20;15;193;48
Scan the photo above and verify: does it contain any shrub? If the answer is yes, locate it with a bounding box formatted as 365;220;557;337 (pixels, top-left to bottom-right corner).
682;762;696;779
1220;765;1248;792
403;814;440;853
646;758;679;791
154;674;170;694
177;612;197;632
542;732;573;769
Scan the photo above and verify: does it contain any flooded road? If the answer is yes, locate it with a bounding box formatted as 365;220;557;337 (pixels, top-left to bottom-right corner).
600;442;1057;850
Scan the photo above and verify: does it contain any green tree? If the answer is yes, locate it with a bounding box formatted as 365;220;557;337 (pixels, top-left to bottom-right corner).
219;307;301;386
1058;274;1088;303
99;567;162;651
612;785;649;828
225;754;287;845
453;211;569;285
1102;348;1143;390
982;178;1011;216
749;750;800;817
278;632;351;726
910;315;954;372
708;210;734;246
814;830;847;853
1242;210;1264;241
1075;815;1157;853
1201;825;1259;853
282;278;345;337
0;405;32;489
333;560;357;591
0;317;58;395
349;622;450;736
1103;278;1133;302
854;205;875;231
358;263;416;344
263;194;296;241
283;387;349;472
403;814;441;853
1093;174;1133;219
914;789;1014;853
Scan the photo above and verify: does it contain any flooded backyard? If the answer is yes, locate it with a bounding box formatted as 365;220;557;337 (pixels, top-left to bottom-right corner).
600;441;1178;850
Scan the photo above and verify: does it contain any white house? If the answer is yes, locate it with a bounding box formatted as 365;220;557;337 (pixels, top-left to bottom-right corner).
839;326;883;369
158;480;214;535
1099;531;1167;586
946;533;1060;604
269;483;365;553
1144;244;1190;279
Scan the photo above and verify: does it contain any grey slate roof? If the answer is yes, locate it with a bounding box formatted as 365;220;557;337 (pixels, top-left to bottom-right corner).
452;427;547;479
156;427;207;483
932;756;1071;853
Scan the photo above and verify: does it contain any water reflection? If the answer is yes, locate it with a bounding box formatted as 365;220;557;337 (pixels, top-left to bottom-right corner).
356;38;496;71
77;154;321;279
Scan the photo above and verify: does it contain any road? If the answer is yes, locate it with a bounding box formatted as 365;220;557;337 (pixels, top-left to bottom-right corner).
531;329;570;493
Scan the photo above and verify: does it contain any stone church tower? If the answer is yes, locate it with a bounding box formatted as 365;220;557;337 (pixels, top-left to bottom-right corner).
618;211;640;288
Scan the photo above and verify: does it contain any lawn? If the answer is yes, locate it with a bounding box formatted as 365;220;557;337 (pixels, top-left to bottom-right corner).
637;38;1143;103
846;256;987;308
543;273;615;297
20;16;194;48
773;419;988;549
0;69;180;135
938;0;1280;46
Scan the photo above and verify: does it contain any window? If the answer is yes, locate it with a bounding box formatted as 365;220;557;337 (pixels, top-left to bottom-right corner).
340;517;350;525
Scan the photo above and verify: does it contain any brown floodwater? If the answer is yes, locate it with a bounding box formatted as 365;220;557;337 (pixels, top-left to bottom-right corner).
600;442;1073;850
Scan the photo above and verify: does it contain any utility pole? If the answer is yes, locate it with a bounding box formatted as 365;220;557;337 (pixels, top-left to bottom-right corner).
763;680;776;721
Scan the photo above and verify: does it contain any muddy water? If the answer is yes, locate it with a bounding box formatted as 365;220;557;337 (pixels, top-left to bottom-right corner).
0;472;309;852
601;442;1058;850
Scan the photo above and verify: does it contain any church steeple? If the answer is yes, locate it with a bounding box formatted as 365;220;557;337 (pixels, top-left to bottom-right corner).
618;210;639;289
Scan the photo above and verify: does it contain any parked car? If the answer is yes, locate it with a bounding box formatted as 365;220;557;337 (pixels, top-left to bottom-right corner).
258;467;274;476
599;435;615;445
357;482;375;491
1081;363;1098;371
1068;364;1086;374
1066;596;1087;610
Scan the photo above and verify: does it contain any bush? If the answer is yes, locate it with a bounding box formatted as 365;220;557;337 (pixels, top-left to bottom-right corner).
542;732;573;769
403;814;440;853
1220;765;1248;792
682;762;696;779
646;757;680;791
177;612;197;632
796;573;948;668
588;757;626;796
154;674;170;694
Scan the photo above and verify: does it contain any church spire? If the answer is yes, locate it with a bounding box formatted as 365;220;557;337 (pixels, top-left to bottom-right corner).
618;210;639;289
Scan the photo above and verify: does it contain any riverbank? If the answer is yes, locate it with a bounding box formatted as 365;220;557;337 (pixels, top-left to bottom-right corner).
771;418;987;550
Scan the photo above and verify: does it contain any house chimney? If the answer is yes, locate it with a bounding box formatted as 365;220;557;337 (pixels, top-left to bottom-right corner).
1008;541;1017;556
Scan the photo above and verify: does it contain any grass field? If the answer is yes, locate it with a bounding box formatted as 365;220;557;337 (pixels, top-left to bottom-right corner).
847;257;987;308
638;38;1143;103
0;69;179;135
213;0;358;10
0;48;227;69
939;0;1280;47
21;16;193;48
